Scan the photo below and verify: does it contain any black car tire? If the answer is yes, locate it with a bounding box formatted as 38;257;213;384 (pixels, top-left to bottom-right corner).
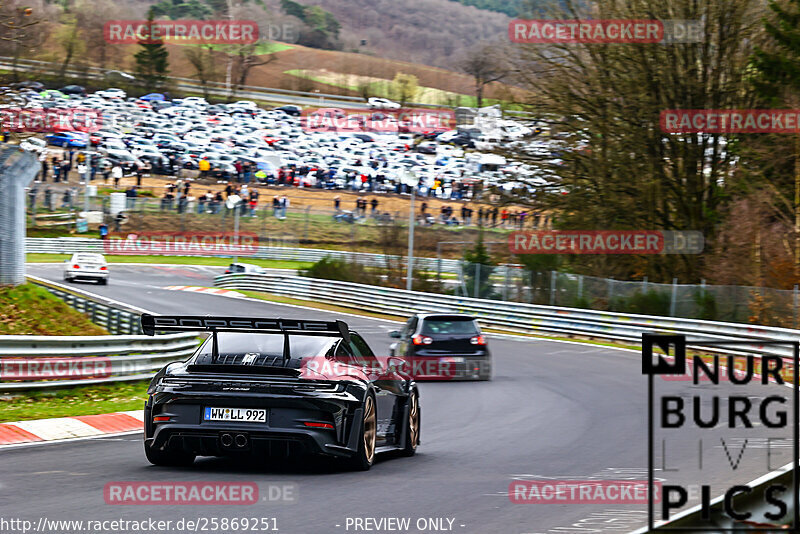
144;443;195;467
400;391;420;457
99;279;108;285
347;393;377;471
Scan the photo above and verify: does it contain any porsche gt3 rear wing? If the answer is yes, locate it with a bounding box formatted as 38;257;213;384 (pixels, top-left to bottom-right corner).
141;314;351;365
141;314;350;342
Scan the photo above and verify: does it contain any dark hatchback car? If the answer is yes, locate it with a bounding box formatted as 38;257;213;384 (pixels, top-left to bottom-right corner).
141;314;420;471
389;313;491;381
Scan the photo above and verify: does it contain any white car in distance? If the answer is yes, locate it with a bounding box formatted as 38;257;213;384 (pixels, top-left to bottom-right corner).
64;253;109;284
367;97;401;110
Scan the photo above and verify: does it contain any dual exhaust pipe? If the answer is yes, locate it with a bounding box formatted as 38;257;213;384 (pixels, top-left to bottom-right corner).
220;433;248;448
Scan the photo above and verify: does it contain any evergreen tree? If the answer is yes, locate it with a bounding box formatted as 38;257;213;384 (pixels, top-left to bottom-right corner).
751;0;800;105
747;0;800;280
134;12;169;92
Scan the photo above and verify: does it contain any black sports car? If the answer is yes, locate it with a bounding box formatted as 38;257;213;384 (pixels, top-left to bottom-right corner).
141;314;420;470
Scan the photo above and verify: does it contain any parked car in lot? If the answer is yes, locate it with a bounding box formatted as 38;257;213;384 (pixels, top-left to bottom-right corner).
415;141;437;154
19;137;46;153
275;105;301;116
95;88;126;99
389;313;491;380
63;253;109;284
60;85;86;96
45;131;87;147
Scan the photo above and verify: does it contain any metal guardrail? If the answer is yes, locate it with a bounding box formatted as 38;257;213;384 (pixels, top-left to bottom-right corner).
29;274;147;335
0;276;200;391
214;273;800;360
25;237;463;273
0;333;199;391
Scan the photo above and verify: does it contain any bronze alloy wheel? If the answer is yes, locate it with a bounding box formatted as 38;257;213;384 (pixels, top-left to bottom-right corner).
363;395;377;464
408;394;419;449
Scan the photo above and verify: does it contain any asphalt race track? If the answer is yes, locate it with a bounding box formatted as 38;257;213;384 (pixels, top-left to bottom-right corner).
2;264;791;534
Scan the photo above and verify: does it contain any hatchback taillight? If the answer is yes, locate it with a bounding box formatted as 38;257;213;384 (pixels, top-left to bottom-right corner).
73;264;80;269
470;335;486;345
100;266;108;270
412;335;433;345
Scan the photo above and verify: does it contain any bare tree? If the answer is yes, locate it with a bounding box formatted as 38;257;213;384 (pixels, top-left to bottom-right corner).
459;42;507;108
231;43;276;98
56;13;84;80
0;1;45;80
502;0;763;282
74;0;126;70
184;45;219;100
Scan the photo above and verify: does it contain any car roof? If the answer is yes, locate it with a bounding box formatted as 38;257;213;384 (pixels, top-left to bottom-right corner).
414;313;476;320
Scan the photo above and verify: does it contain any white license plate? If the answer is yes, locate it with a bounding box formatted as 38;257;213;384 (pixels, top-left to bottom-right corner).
204;407;266;423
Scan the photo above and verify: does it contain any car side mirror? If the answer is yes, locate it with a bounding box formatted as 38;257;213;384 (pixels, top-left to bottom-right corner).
387;356;407;373
389;331;401;338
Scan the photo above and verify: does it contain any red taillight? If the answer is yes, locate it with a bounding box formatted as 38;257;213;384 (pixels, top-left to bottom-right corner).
153;416;171;422
303;422;334;429
99;266;108;270
470;335;486;346
412;335;433;345
73;264;80;269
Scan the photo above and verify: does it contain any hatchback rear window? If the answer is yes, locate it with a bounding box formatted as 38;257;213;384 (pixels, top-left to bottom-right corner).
420;317;478;335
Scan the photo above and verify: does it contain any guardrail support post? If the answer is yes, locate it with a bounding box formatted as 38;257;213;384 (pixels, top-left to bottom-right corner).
436;242;442;286
474;263;481;298
503;265;510;301
670;277;678;317
577;274;583;302
550;270;557;306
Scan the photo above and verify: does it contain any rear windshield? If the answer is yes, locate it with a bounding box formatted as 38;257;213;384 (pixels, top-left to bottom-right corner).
420;317;478;335
75;254;104;263
194;333;333;366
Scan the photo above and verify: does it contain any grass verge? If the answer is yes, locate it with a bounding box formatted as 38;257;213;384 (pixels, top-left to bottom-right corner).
0;284;108;336
0;380;149;423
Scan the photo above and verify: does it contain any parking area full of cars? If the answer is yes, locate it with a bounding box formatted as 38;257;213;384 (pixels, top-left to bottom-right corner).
5;81;568;211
